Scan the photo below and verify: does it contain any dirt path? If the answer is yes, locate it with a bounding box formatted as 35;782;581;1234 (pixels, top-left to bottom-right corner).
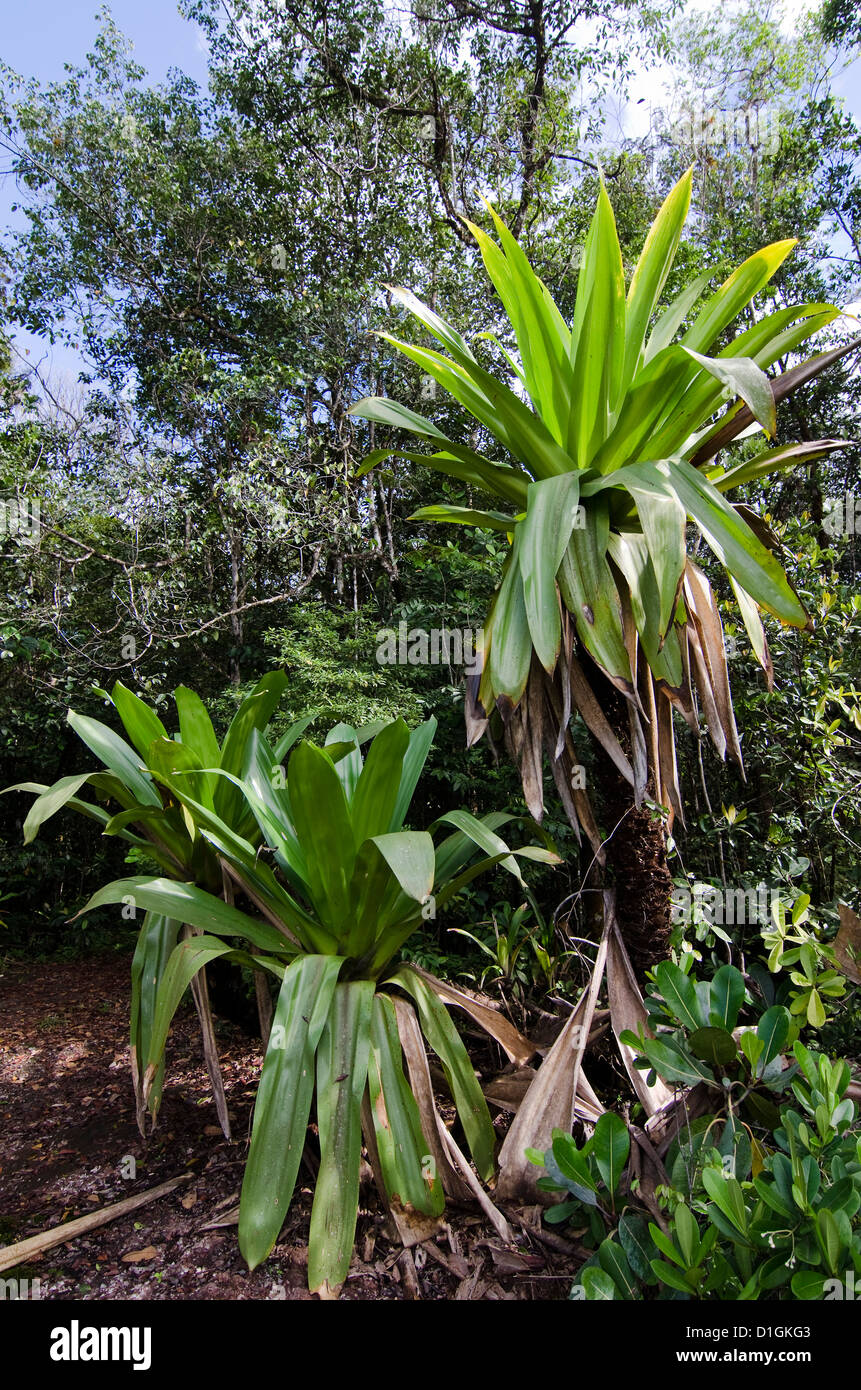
0;955;578;1300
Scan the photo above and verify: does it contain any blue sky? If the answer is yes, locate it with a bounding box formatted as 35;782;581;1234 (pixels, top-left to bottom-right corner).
2;0;858;391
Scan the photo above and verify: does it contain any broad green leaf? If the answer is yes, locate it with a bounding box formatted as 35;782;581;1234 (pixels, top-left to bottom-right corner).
757;1005;790;1067
387;966;497;1181
592;1112;629;1197
709;964;745;1030
622;167;693;396
518;472;582;671
597;1239;640;1298
80;876;289;954
111;682;169;761
655;959;706;1031
239;954;343;1269
308;980;375;1295
366;993;445;1217
580;1266;617;1300
702;1167;749;1236
618;1210;659;1285
67;711;161;807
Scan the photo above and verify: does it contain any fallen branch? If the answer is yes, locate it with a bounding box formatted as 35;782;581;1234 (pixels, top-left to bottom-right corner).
0;1174;194;1273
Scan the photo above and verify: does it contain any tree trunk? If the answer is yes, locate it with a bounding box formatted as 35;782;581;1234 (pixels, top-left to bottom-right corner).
592;682;672;978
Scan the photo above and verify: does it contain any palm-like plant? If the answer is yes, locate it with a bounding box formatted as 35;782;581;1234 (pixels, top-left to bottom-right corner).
349;169;856;852
76;714;558;1295
6;672;312;1133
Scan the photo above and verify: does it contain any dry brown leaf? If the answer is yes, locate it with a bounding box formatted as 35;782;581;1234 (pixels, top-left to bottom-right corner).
121;1246;158;1263
605;898;674;1117
392;996;471;1202
408;965;537;1066
495;976;606;1203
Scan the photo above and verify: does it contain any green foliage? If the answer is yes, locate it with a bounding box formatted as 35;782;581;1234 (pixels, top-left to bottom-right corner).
18;673;557;1292
530;949;861;1299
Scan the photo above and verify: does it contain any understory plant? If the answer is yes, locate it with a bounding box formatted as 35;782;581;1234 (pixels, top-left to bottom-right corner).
6;672;311;1132
529;956;860;1299
12;683;558;1296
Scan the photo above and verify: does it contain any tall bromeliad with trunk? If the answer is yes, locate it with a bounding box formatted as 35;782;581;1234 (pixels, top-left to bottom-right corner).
350;167;857;973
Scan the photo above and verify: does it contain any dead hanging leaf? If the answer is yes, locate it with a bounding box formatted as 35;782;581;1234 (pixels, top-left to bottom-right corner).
605;898;673;1118
183;925;232;1141
496;971;606;1204
482;1067;537;1113
835;903;861;984
121;1246;158;1263
407;965;537;1066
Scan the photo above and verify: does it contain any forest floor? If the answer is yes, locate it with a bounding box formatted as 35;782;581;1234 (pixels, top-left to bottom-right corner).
0;954;582;1300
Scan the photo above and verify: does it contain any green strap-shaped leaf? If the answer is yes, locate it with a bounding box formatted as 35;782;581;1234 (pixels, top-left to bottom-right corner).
351;719;411;846
80;876;289;954
431;807;524;881
518;473;582;672
567;177;626;466
214;672;288;830
365;992;445;1217
487;539;534;705
408;504;517;531
666;456;809;627
645;266;717;363
67;711;161;807
308;980;375;1295
239;954;344;1269
389;716;437;833
174;685;221;806
288;740;356;933
144;933;235;1092
680;239;797;354
130;912;180;1123
622;167;693;398
468;202;572;443
606;532;684;688
16;772;103;844
110;682;169;762
709;439;847;494
558;503;632;684
432;810;514;882
608;461;686;636
376;331;572;480
386;967;496;1181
